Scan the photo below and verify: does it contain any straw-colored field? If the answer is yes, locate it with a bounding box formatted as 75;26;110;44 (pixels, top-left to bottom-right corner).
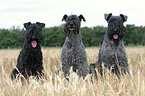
0;47;145;96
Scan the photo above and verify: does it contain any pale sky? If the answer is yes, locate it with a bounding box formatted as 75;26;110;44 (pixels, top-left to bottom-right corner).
0;0;145;29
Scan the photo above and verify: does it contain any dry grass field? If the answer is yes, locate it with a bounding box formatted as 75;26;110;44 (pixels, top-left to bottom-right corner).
0;47;145;96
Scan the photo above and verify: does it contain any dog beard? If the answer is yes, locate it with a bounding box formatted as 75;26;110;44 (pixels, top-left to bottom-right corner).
64;25;79;36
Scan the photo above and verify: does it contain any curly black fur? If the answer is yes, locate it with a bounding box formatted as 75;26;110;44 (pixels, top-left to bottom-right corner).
90;13;130;77
11;22;45;81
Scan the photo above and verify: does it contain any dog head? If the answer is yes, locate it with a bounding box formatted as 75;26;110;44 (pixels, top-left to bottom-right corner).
24;22;45;48
105;13;127;43
62;14;86;36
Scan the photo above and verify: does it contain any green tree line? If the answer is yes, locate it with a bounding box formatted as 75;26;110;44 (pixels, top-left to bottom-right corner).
0;24;145;49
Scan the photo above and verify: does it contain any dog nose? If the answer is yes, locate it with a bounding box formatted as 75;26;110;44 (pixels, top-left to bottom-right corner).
32;35;35;39
114;29;117;32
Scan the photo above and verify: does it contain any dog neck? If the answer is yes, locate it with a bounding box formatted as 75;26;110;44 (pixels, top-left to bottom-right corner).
67;32;82;47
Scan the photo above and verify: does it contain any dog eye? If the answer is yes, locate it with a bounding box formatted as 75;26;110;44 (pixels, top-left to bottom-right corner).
111;29;114;31
67;25;70;27
31;31;34;34
118;25;123;29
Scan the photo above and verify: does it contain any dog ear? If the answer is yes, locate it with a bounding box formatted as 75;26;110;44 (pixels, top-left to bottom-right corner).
36;22;45;28
120;14;127;22
24;22;31;29
104;13;112;22
79;14;86;22
62;14;68;22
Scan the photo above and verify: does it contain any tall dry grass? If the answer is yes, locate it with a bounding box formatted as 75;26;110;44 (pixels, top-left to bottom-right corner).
0;47;145;96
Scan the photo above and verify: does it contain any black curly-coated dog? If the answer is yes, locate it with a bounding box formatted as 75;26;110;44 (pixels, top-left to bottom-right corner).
11;22;45;81
90;13;130;77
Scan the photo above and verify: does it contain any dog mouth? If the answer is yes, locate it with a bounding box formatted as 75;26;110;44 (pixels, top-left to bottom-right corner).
113;34;118;39
69;28;74;31
31;40;37;48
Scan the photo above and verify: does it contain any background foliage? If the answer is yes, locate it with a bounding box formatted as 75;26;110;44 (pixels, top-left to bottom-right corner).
0;24;145;49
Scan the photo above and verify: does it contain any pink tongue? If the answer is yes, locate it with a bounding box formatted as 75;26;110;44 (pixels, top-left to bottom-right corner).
113;34;118;39
31;41;37;48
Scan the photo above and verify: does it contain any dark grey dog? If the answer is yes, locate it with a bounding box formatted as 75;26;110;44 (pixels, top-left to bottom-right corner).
59;14;89;78
90;13;130;77
11;22;45;82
